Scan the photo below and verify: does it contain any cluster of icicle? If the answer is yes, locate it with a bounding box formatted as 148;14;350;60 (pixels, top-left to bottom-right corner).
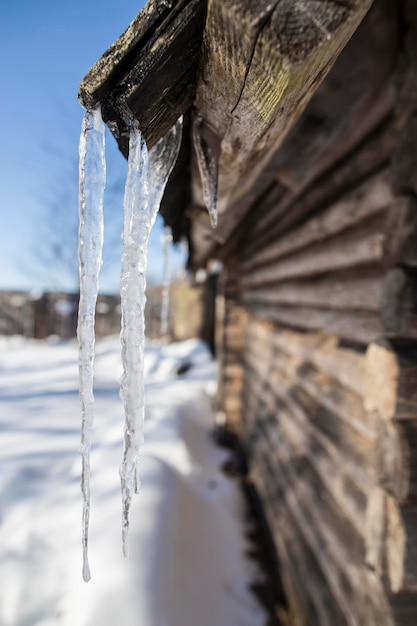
77;107;182;581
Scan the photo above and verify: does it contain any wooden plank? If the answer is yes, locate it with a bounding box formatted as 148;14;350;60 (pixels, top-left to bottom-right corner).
253;411;395;625
242;227;385;288
242;270;384;313
251;463;330;626
195;0;373;203
190;0;397;268
246;321;366;397
366;488;417;594
241;118;395;261
243;171;393;270
245;343;376;481
252;461;349;626
79;0;207;150
246;302;383;346
256;432;382;626
383;196;417;268
365;341;417;421
244;342;373;494
376;419;417;505
246;318;376;437
380;269;417;338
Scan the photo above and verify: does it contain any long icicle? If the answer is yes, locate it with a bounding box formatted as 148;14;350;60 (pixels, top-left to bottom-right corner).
77;107;106;582
119;116;182;556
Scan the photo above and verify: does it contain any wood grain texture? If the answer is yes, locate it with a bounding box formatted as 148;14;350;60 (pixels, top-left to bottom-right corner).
79;0;207;150
190;0;395;267
195;0;373;202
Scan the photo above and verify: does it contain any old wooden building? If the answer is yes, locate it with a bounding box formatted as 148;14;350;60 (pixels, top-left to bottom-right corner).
80;0;417;624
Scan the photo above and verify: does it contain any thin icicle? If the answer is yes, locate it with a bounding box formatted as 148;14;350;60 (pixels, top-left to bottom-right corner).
77;107;106;582
160;226;172;336
193;114;219;228
119;116;182;557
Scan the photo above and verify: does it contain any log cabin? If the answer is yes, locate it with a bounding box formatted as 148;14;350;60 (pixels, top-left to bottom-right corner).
80;0;417;623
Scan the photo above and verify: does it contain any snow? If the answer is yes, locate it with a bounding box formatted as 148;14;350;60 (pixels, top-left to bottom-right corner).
0;335;266;626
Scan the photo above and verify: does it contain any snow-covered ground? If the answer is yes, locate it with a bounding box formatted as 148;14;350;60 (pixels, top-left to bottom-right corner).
0;335;265;626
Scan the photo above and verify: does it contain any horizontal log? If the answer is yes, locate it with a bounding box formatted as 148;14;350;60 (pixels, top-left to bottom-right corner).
254;432;395;625
189;0;393;268
244;171;393;270
246;318;376;437
386;498;417;593
243;350;372;521
365;341;417;421
380;269;417;338
196;0;373;205
241;118;396;262
246;321;366;396
242;270;384;313
376;419;417;504
256;433;382;626
245;302;383;345
242;227;385;288
245;341;376;481
383;196;417;268
251;464;336;626
252;461;349;626
366;488;417;593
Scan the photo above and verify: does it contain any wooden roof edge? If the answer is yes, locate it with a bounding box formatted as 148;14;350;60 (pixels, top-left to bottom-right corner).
78;0;378;269
189;0;400;270
79;0;172;110
78;0;207;149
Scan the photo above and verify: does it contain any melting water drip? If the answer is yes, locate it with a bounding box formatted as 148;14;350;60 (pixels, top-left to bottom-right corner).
192;114;220;228
119;116;182;557
160;226;173;336
77;109;182;575
77;107;106;582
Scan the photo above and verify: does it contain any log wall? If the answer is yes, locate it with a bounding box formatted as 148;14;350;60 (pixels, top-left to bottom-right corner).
216;2;417;623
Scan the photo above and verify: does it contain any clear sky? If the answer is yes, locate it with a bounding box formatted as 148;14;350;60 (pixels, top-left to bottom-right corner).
0;0;187;294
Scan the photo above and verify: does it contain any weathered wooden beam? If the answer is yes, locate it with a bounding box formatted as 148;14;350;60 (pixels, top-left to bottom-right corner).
242;271;384;313
365;341;417;422
242;118;396;261
242;228;386;288
196;0;373;198
190;0;387;266
253;324;366;398
243;171;393;271
247;303;383;346
78;0;207;151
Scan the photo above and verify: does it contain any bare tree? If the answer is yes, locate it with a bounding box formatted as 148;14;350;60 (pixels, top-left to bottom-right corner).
28;130;125;294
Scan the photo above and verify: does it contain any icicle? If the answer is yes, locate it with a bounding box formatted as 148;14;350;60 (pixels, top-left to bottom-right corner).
119;116;182;556
77;107;106;582
160;226;173;336
192;114;220;228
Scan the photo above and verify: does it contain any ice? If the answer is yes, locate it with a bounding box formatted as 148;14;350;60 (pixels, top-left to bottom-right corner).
77;106;106;582
160;226;173;336
193;114;219;228
119;117;182;556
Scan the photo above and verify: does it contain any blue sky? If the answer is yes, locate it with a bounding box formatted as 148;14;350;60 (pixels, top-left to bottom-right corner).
0;0;186;294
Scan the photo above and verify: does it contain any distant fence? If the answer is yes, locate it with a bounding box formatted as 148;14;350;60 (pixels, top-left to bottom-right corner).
0;291;120;339
0;281;207;341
